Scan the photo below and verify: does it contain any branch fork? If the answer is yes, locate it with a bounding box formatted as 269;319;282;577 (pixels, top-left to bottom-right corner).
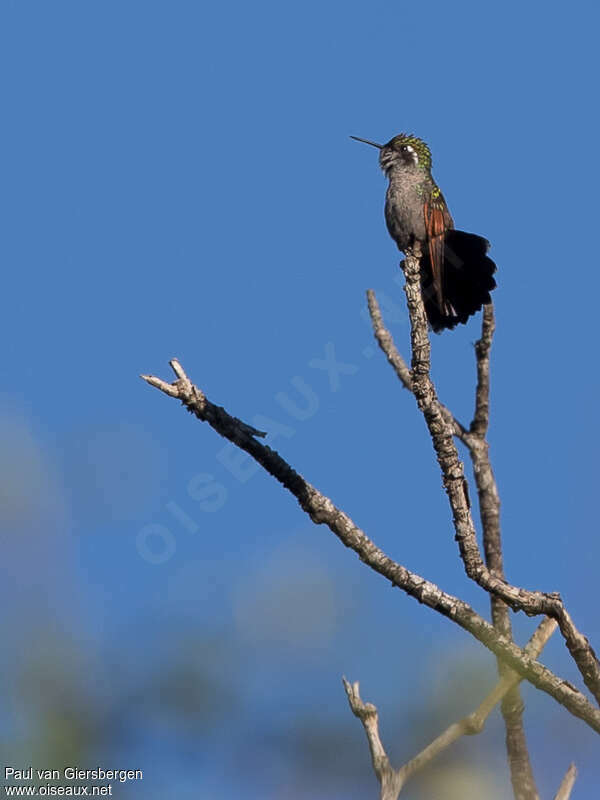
343;618;561;800
143;256;596;797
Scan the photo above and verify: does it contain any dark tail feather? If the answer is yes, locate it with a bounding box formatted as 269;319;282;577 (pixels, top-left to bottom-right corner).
420;230;497;333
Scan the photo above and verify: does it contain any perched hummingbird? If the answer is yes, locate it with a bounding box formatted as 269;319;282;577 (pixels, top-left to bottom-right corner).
351;133;497;332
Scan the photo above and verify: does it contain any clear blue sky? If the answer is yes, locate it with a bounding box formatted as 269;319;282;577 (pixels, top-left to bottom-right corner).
1;1;599;798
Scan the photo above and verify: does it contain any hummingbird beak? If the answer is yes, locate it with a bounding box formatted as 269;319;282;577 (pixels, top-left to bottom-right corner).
350;135;383;149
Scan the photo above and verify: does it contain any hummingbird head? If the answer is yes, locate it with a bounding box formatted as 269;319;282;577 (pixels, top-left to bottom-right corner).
351;133;432;175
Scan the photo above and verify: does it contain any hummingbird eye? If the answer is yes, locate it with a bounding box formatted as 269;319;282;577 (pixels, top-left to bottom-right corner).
399;143;417;162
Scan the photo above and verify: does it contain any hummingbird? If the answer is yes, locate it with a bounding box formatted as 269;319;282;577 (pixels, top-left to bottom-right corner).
351;133;497;332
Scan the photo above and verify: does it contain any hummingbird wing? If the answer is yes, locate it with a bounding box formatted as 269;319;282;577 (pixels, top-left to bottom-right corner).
423;195;453;315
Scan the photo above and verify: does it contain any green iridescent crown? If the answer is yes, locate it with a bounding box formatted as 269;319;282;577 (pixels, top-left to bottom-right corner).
387;134;432;170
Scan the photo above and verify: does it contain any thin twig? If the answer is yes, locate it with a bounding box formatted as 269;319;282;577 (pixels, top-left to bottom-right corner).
470;306;537;800
553;763;577;800
142;360;600;733
343;679;402;800
366;291;413;393
344;617;557;800
366;290;470;443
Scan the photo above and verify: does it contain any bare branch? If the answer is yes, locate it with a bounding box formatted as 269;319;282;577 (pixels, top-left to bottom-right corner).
344;618;557;799
141;360;267;438
466;617;556;725
343;679;402;800
142;360;600;732
471;303;495;437
553;763;577;800
141;373;181;398
368;290;539;797
402;618;557;785
469;307;537;800
398;249;600;706
367;290;470;444
366;291;413;393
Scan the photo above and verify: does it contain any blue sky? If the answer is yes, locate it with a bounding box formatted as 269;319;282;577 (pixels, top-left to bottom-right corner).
1;1;599;798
